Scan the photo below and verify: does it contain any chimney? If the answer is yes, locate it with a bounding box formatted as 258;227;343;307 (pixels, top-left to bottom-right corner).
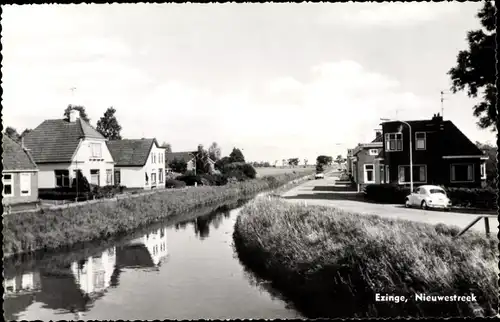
432;113;443;123
69;109;79;122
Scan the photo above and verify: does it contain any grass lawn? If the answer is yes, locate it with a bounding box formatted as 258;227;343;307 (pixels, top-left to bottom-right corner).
256;166;316;177
233;198;497;318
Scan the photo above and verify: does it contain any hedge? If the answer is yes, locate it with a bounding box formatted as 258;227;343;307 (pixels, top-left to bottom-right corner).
364;184;497;210
165;179;187;189
39;185;126;201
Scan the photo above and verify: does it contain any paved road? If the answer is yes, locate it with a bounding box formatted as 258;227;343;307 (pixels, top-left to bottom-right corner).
280;172;495;235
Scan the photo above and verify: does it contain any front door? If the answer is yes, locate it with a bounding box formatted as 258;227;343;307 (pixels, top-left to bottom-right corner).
114;170;121;185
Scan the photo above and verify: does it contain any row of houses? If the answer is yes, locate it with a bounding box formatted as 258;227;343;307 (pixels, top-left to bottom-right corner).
346;113;489;191
3;109;215;206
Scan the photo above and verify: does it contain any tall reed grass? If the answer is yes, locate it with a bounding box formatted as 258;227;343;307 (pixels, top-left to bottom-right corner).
3;171;313;257
233;198;497;318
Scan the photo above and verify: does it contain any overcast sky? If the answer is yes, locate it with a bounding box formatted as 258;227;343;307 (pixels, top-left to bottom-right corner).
1;2;494;163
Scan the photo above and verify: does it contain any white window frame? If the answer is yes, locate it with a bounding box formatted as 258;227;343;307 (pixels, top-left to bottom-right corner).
397;165;427;184
369;149;379;156
480;162;486;180
363;164;375;184
106;169;113;186
158;168;164;184
20;173;31;196
90;143;102;158
55;170;70;188
415;132;426;150
90;169;100;186
151;172;157;185
3;173;13;196
385;133;403;152
385;165;390;184
450;163;474;183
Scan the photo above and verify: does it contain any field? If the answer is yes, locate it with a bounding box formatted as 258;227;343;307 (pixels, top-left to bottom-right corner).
233;198;497;318
255;166;317;177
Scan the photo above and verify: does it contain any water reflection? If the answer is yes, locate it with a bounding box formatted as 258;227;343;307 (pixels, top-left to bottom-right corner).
116;227;169;270
3;246;117;321
174;206;233;240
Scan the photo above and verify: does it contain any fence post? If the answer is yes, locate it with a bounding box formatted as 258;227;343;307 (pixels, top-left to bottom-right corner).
484;216;490;237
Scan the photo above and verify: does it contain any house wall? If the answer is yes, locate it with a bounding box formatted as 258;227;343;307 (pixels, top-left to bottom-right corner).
353;146;384;190
115;166;146;189
2;171;39;205
144;144;166;188
37;163;71;188
382;121;482;188
71;138;115;186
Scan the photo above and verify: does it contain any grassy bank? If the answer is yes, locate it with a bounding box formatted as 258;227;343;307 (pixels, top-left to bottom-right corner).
3;171;313;258
233;198;497;318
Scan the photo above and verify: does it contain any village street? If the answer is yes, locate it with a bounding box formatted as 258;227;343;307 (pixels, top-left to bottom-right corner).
280;171;495;234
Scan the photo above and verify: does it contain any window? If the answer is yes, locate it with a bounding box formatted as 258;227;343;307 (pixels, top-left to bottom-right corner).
480;162;486;180
114;170;121;185
369;149;379;156
451;164;474;183
415;132;426;150
3;174;13;196
106;169;113;185
20;173;31;196
430;188;446;195
158;168;164;184
90;143;102;158
363;164;375;183
151;173;157;185
379;165;384;183
398;165;427;184
55;170;70;187
385;133;403;152
145;172;149;185
385;165;390;184
90;169;100;186
152;153;156;164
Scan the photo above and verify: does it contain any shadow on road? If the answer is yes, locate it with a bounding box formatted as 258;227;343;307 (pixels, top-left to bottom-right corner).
282;192;369;202
312;186;357;192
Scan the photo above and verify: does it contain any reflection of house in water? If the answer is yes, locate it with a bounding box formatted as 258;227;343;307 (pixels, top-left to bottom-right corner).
116;227;168;269
3;247;119;320
3;271;42;321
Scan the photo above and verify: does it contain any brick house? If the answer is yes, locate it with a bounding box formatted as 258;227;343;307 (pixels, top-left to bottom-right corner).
2;135;39;205
350;132;385;192
380;113;487;188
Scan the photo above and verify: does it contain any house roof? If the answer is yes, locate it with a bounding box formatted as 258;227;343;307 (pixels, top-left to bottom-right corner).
371;133;383;143
2;135;38;171
22;118;105;163
107;138;161;167
165;151;197;163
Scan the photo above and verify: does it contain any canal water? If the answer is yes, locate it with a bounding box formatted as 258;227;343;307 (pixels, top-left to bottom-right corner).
3;199;302;320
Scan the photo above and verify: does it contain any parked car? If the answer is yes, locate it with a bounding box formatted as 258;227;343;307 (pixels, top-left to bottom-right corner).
315;172;325;179
405;185;452;210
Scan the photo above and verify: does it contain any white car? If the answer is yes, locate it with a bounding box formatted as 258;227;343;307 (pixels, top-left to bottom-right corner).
405;185;452;210
315;172;325;179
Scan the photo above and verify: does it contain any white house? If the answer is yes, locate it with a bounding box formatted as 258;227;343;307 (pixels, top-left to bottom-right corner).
22;110;115;189
107;138;166;189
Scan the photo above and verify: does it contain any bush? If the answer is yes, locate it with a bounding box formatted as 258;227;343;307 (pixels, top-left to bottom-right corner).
175;174;204;186
165;179;187;189
445;187;497;209
221;162;257;180
199;173;228;186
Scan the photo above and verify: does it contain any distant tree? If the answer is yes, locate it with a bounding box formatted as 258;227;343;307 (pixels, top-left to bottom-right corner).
169;158;188;173
96;107;122;140
229;148;245;163
208;142;222;161
5;126;21;142
335;155;344;166
63;105;90;123
316;163;324;173
273;160;278;167
263;161;271;167
304;159;308;167
448;1;496;131
288;158;299;167
195;144;212;174
215;156;231;171
162;142;172;153
476;141;498;187
316;155;332;167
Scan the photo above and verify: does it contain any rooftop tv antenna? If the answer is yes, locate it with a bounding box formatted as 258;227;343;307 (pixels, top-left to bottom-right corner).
440;90;450;119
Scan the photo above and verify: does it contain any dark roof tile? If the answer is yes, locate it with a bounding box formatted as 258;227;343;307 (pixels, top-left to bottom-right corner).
2;135;38;171
107;139;160;167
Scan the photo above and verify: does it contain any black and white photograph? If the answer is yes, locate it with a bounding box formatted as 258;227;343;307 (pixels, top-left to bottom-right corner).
1;1;497;320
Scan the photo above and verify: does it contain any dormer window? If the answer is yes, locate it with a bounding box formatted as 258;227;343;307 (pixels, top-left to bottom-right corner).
369;149;379;156
415;132;426;150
